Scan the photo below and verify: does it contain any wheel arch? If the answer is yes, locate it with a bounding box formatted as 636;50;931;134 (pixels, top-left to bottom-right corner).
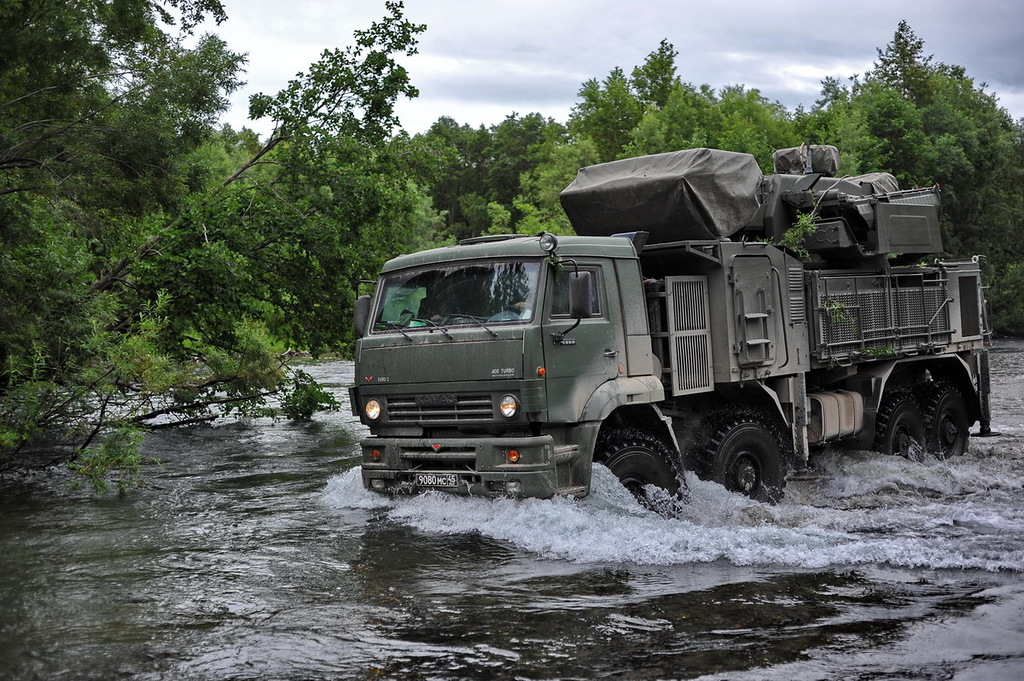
594;404;678;457
580;377;675;452
919;355;983;423
581;376;666;423
712;382;789;427
850;355;982;426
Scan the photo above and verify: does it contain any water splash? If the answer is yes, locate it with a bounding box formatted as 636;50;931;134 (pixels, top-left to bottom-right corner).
322;441;1024;572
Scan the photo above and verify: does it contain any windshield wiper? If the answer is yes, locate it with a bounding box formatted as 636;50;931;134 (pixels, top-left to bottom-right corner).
451;314;498;338
382;322;413;340
411;318;454;339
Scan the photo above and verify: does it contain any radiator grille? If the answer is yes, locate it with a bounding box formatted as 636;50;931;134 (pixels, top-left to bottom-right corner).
387;394;494;423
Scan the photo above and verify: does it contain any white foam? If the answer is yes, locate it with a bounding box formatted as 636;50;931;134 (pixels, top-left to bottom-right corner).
322;445;1024;572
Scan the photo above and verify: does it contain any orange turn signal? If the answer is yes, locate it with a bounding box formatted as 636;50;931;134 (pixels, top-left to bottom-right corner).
507;450;520;463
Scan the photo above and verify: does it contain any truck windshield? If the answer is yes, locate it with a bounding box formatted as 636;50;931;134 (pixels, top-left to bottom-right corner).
372;260;541;332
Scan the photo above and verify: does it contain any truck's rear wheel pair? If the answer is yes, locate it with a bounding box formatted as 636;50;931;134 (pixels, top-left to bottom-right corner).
874;384;969;459
595;428;682;500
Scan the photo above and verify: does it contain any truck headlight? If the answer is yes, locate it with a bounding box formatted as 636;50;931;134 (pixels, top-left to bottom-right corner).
499;394;519;418
364;399;382;420
539;232;558;254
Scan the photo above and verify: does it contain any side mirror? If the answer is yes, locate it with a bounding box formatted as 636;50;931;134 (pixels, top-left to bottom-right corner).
353;294;372;338
568;271;593;319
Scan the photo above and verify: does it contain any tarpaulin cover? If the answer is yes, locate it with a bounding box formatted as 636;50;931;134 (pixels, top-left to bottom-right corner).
773;145;840;176
559;148;763;243
847;172;899;195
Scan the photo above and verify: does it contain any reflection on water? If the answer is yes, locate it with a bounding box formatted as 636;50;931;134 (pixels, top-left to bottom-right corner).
1;347;1023;680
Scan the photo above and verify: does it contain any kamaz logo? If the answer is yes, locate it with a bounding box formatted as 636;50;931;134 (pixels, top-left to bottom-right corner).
414;393;458;407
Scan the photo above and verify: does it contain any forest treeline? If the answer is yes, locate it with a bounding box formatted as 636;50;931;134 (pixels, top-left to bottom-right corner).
2;1;1022;486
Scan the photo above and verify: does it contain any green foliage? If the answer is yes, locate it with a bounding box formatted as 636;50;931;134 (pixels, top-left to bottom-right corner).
571;67;643;161
69;425;151;496
247;1;424;143
279;369;341;421
631;39;681;110
0;1;438;488
780;211;818;260
414;113;565;240
822;298;852;325
860;346;896;358
624;82;717;157
482;201;512;236
515;137;599;236
987;264;1024;336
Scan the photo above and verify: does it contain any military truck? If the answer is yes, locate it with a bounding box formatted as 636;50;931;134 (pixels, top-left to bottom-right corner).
350;145;993;502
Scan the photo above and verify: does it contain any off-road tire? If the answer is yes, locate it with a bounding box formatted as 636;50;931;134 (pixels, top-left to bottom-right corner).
693;411;788;503
922;382;970;458
874;390;926;458
594;428;682;499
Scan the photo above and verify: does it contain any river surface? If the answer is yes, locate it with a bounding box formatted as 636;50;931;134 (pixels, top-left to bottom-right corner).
2;342;1024;680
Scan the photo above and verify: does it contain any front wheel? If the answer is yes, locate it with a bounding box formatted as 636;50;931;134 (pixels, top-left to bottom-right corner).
595;428;682;500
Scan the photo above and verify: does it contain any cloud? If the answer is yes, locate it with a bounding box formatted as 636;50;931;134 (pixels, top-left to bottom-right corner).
212;0;1024;135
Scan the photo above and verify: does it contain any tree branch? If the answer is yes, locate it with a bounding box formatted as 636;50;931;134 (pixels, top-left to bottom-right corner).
90;131;290;293
130;389;278;424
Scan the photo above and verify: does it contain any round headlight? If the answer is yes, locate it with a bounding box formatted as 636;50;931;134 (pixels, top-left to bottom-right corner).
499;394;519;418
364;399;382;421
538;232;558;254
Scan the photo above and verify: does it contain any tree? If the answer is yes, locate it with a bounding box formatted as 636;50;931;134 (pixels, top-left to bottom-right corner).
871;20;933;105
0;1;437;489
570;67;642;161
710;85;798;169
516;137;600;235
826;22;1024;332
1;0;244;473
630;39;680;110
415;117;491;239
485;112;564;209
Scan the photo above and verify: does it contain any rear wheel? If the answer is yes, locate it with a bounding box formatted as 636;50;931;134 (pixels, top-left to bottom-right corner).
923;383;970;458
874;390;926;458
595;428;681;499
696;412;788;503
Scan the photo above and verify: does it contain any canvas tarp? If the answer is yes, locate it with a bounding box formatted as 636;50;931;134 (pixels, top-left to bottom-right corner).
773;144;840;176
559;148;763;243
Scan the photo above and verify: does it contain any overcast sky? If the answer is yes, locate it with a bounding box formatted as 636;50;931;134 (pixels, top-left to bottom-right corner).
208;0;1024;138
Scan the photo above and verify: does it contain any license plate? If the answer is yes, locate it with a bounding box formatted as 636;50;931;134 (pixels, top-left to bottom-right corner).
415;473;458;488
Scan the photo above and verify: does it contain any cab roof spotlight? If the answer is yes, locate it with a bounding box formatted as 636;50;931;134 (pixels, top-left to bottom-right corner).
538;231;559;255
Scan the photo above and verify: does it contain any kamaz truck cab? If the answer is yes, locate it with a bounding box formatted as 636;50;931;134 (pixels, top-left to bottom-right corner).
351;231;676;499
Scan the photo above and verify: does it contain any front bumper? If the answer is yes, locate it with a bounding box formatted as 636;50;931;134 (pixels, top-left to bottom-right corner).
359;433;576;499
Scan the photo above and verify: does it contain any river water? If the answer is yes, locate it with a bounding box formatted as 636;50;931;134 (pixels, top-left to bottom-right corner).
2;342;1023;680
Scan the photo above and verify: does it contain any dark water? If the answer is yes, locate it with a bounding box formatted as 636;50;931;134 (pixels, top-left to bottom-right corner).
2;343;1024;680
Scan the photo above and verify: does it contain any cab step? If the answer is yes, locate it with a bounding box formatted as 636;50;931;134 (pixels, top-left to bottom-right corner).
553;444;580;464
556;485;587;497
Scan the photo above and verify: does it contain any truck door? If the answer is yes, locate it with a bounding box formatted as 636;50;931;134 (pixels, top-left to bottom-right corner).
542;264;623;421
732;255;778;367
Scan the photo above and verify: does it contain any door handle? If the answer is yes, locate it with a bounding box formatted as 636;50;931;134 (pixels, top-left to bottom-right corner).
604;349;618;358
